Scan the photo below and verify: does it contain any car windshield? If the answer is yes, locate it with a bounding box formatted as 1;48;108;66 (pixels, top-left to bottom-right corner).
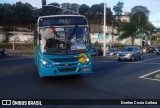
121;47;134;52
39;26;90;55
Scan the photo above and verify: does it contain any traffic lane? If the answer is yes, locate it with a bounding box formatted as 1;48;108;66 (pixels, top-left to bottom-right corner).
0;57;160;100
89;61;160;99
0;64;122;99
0;56;34;68
141;55;160;64
0;53;157;67
106;55;160;64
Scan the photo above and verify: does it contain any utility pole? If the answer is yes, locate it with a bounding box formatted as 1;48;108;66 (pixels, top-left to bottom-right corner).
103;0;106;56
13;26;15;50
42;0;46;15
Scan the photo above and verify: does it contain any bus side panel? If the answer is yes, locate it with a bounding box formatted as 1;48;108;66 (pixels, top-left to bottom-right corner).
34;39;38;66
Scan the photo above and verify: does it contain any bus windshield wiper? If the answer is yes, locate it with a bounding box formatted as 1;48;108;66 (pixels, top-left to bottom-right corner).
51;27;60;38
69;25;78;40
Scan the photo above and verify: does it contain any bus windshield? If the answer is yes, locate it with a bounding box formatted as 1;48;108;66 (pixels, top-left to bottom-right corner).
39;26;90;55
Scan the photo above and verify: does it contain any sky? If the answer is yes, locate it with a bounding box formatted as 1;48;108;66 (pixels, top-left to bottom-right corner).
1;0;160;27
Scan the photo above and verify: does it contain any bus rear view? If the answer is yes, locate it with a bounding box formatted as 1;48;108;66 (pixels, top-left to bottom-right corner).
34;15;92;77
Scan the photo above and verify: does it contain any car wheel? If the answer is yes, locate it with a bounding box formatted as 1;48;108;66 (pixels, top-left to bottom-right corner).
140;54;143;60
117;57;120;61
0;53;2;58
131;55;135;61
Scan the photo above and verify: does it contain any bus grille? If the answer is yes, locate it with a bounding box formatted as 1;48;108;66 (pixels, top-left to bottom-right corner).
58;68;76;72
55;63;78;66
50;58;79;62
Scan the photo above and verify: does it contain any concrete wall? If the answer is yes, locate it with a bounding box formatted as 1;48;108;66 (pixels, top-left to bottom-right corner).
90;33;144;46
90;33;118;44
119;38;142;46
0;34;6;42
9;35;33;43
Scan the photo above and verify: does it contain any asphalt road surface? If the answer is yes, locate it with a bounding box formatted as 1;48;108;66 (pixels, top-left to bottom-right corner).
0;54;160;108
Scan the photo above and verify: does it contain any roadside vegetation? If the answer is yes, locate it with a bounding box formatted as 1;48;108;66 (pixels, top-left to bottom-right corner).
0;1;159;50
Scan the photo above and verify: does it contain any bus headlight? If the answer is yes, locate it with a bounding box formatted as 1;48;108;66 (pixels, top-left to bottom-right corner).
40;59;52;67
86;58;89;62
85;58;90;65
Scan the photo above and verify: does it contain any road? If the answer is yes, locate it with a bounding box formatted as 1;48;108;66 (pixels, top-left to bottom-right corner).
0;54;160;108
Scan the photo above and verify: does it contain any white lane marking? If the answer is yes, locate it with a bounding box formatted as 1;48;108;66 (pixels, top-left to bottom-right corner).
139;69;160;78
140;77;160;81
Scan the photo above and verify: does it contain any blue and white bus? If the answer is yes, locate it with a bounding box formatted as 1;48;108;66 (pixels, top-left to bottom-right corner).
34;15;92;77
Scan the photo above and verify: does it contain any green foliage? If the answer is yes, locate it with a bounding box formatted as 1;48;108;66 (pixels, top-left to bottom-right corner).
61;3;79;14
130;6;150;28
79;4;90;18
0;2;38;27
0;43;33;50
91;42;102;48
3;26;14;32
113;1;124;16
112;43;127;49
46;3;62;15
118;22;137;45
118;22;137;39
144;22;155;31
0;2;114;27
83;3;113;25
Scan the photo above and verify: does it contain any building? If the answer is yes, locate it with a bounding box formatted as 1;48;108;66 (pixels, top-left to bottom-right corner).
89;12;130;45
9;27;33;43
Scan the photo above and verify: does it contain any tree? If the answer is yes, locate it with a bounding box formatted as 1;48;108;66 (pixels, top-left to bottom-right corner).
130;6;150;29
113;1;124;16
0;3;14;25
118;22;137;45
60;3;79;15
89;4;100;23
106;8;113;25
79;4;90;16
144;22;155;31
46;2;61;15
89;3;113;25
70;3;80;13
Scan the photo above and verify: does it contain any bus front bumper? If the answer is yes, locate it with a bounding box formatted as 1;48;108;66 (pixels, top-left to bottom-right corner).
38;64;92;77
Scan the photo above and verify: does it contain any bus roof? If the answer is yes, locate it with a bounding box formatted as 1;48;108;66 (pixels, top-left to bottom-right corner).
38;15;86;19
38;15;88;27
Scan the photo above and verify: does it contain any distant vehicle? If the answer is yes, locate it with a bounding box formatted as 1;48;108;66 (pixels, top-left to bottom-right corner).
117;46;143;61
146;46;155;53
153;46;160;55
106;48;119;56
0;49;7;58
92;47;103;56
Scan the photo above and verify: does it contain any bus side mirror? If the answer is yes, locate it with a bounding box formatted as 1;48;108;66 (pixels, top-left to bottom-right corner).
34;31;38;39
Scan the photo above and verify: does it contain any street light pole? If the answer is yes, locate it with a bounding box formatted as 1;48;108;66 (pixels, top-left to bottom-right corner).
13;26;15;50
103;0;106;56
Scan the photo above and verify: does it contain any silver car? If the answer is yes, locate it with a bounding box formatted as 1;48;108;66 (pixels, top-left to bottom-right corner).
117;46;143;61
